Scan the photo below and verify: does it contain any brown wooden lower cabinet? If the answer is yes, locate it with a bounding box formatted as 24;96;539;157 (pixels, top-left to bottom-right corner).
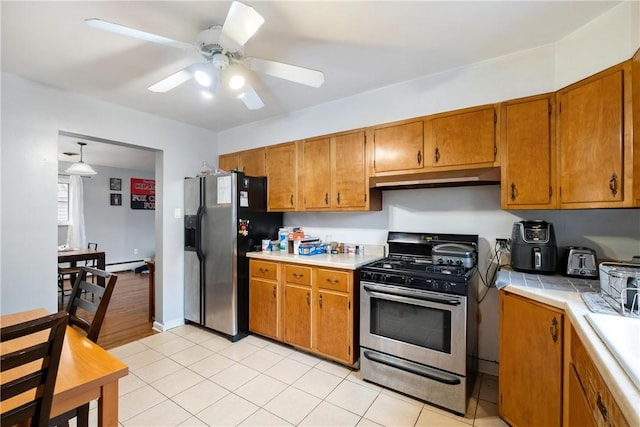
248;260;280;340
499;290;563;427
249;259;358;365
568;365;597;427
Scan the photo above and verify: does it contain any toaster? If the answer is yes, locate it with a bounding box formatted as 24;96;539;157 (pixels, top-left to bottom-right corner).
562;247;598;278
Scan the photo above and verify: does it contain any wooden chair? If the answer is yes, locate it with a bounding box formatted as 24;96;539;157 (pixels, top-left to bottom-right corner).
1;311;69;427
57;243;99;303
49;267;117;427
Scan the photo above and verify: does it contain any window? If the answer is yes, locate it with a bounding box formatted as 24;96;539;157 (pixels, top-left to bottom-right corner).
58;176;69;225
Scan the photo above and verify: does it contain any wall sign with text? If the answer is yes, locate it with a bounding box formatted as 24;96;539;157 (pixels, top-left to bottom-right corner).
130;178;155;210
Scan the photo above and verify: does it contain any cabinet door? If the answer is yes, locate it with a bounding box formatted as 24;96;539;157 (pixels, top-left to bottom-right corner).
284;284;311;349
239;148;266;177
249;278;278;340
430;107;496;167
373;121;424;173
218;153;239;172
314;290;350;362
266;143;297;211
568;365;597;427
499;291;563;427
334;131;367;208
558;69;623;205
501;95;555;209
302;137;332;210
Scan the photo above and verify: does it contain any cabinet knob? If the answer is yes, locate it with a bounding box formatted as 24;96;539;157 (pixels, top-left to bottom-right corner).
510;183;517;201
293;273;304;279
609;173;618;197
434;148;440;163
326;278;339;285
549;316;558;343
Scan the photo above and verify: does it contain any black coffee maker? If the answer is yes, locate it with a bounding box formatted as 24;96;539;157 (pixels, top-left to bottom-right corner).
510;220;557;274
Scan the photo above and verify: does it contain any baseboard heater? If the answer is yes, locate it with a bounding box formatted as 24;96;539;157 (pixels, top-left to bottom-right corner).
105;259;146;273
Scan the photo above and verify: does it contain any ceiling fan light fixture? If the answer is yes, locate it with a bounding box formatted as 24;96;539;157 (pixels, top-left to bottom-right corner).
229;74;245;90
65;142;97;176
194;69;212;87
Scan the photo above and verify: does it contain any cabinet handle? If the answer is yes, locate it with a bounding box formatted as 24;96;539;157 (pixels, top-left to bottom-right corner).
325;192;328;205
510;183;517;201
326;278;340;285
293;273;304;279
259;268;269;274
290;194;294;206
337;192;341;205
417;150;422;165
434;148;440;163
273;285;276;298
549;316;558;343
596;392;608;421
609;173;618;197
306;292;310;305
319;294;323;308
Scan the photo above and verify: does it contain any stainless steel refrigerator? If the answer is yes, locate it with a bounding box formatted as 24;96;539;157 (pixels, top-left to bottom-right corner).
184;172;282;341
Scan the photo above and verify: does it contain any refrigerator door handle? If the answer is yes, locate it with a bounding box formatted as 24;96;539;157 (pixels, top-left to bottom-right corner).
196;205;205;261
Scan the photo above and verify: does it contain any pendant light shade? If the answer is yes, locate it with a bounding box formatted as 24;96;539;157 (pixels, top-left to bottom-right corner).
65;142;97;176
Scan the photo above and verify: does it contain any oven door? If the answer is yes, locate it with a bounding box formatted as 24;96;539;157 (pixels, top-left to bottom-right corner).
360;281;467;375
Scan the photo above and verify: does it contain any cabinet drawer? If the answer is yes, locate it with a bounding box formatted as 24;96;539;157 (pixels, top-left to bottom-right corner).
316;269;349;292
285;265;311;286
571;326;630;427
250;260;278;280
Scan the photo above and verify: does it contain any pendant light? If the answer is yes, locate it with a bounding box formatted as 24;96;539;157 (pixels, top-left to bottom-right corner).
65;142;97;176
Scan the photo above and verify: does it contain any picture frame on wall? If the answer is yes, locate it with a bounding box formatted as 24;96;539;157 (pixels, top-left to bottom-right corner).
110;193;122;206
110;178;122;191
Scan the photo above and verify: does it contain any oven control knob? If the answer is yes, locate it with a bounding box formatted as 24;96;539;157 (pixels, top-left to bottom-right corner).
446;258;453;264
404;277;413;285
432;281;439;289
443;283;451;291
455;259;463;265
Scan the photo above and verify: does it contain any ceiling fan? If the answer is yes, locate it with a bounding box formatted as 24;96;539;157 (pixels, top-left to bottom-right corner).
86;1;325;110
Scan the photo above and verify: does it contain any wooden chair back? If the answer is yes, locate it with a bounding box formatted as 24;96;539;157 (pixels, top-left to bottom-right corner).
1;311;68;427
65;267;117;343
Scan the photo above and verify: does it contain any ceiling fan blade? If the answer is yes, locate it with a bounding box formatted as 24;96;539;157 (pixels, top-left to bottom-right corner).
148;68;193;92
243;57;325;88
219;1;265;52
236;83;264;110
85;18;194;51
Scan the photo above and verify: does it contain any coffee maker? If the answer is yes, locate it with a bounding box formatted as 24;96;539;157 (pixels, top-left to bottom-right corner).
510;220;557;274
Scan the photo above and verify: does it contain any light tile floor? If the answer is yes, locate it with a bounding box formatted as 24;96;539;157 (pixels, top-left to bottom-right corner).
91;325;509;426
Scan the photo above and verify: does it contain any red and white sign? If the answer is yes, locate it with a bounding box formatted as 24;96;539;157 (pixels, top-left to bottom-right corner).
130;178;155;210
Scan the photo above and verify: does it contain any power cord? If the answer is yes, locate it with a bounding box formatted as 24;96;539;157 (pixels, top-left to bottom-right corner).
478;239;511;304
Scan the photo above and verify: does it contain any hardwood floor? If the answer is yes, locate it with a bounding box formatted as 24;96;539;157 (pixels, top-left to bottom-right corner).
59;270;157;349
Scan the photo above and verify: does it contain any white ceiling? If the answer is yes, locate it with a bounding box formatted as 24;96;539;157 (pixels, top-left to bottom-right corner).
2;1;619;170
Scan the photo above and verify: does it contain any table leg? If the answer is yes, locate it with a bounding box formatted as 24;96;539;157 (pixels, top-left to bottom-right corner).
70;261;78;285
97;253;106;287
97;381;119;427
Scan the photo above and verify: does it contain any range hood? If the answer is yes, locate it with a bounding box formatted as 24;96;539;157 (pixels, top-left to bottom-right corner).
369;167;501;190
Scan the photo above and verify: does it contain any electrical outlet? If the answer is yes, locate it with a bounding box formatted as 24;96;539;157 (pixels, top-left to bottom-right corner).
496;238;509;248
134;248;139;255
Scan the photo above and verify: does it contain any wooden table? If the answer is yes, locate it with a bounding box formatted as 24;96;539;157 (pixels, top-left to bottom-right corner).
0;309;128;426
58;248;106;286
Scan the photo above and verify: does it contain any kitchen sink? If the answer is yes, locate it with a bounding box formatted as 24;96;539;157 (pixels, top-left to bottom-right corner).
585;313;640;390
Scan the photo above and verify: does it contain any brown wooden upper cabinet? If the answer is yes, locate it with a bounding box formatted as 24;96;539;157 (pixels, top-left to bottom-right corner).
373;120;424;173
427;105;497;168
301;130;369;211
218;147;266;176
501;94;556;209
557;62;632;208
266;142;298;211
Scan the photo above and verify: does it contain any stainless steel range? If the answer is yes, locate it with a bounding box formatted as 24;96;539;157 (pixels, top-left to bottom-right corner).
360;231;479;415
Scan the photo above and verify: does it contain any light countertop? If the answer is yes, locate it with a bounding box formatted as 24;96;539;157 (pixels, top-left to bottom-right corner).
500;273;640;425
246;250;384;270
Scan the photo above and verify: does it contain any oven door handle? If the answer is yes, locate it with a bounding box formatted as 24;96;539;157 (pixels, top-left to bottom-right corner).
363;285;461;306
363;351;461;385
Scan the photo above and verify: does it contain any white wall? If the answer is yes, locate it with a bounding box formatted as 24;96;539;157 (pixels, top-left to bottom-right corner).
58;162;156;270
1;74;217;330
218;2;640;375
